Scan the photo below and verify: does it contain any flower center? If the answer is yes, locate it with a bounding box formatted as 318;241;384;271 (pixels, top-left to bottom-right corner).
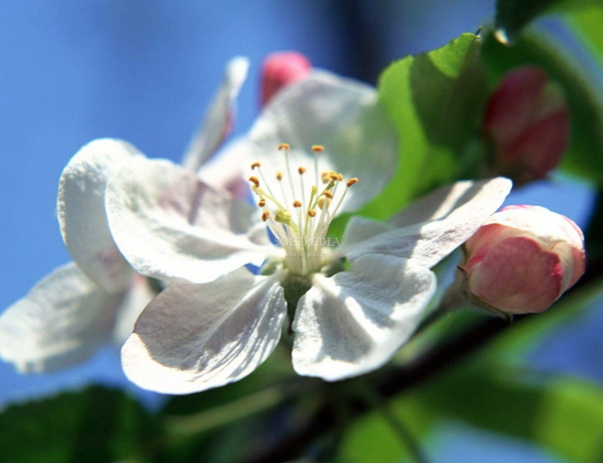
248;143;358;276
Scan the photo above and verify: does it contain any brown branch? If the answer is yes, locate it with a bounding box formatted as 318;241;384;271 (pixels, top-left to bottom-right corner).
246;316;514;463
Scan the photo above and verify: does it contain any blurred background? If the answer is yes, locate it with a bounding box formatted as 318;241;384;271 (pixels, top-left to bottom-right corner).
0;1;600;461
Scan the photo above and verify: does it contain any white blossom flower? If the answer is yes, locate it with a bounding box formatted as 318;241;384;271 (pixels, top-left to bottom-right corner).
0;57;249;373
106;70;513;394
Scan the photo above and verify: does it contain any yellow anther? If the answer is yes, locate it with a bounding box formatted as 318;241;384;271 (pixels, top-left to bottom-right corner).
323;191;334;199
329;171;340;181
317;196;331;210
312;145;324;153
278;143;290;151
321;171;331;183
298;166;306;175
248;176;260;187
293;200;302;208
308;209;317;218
258;198;266;207
346;177;359;187
276;171;283;181
337;173;344;181
262;210;270;222
251;162;261;169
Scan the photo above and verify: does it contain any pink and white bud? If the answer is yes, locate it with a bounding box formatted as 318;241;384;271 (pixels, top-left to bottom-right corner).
260;51;312;107
483;66;570;185
459;205;585;315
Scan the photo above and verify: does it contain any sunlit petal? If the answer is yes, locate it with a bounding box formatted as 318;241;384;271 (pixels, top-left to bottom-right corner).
182;56;250;171
292;254;436;381
0;263;124;373
122;269;287;394
344;178;512;268
106;158;274;284
57;138;143;292
246;70;398;212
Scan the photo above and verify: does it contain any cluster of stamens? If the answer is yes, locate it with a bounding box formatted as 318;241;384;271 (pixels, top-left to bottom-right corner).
248;143;358;275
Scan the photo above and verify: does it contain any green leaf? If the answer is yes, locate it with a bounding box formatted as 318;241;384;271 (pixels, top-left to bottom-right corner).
0;386;157;463
495;0;603;45
481;30;603;185
565;4;603;69
424;365;603;463
354;33;488;221
339;389;437;462
157;357;298;463
417;281;603;461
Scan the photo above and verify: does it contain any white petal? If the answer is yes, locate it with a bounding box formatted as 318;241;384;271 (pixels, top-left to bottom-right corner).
0;263;124;373
246;70;398;212
344;178;512;268
106;158;273;284
292;254;436;381
121;269;287;394
390;177;513;228
340;216;394;251
111;275;156;347
57;138;144;292
182;56;250;171
197;136;251;198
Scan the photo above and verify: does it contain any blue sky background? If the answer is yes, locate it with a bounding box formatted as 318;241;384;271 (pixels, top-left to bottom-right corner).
0;1;600;461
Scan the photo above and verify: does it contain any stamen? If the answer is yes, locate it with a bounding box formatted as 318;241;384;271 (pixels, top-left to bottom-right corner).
312;146;322;187
251;142;358;276
253;164;278;200
280;143;296;202
252;186;287;211
275;169;290;207
317;196;331;210
331;178;358;219
296;166;307;227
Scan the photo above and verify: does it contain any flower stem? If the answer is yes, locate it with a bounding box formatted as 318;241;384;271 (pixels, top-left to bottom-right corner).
164;386;286;437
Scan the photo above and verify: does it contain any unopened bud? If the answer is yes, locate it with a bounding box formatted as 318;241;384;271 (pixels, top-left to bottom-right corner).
457;205;585;315
260;52;312;107
483;66;569;185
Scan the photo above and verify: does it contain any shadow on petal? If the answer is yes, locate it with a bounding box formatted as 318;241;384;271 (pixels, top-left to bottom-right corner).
122;269;287;394
292;255;436;381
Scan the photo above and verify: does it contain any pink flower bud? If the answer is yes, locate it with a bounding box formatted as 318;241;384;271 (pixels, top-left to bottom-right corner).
459;205;585;315
260;52;312;107
483;66;570;185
